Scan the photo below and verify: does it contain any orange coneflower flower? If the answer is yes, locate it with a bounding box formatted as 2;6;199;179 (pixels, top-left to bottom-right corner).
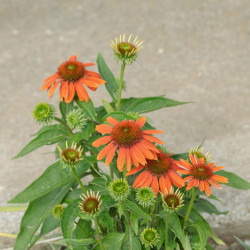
41;55;106;103
127;150;185;196
177;154;228;196
92;116;164;171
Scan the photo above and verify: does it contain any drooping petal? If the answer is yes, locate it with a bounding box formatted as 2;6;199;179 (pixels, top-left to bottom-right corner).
164;174;172;192
142;134;164;145
189;153;198;165
125;148;132;171
96;124;113;134
65;82;75;103
86;76;106;84
136;116;146;128
178;159;192;170
126;165;144;176
211;175;228;183
136;142;154;159
80;78;99;88
141;139;160;152
133;171;148;188
159;175;168;194
75;82;89;102
41;80;55;91
97;142;114;160
168;170;185;188
199;180;205;192
92;136;112;147
130;148;139;167
42;73;58;84
106;116;119;126
105;145;118;166
117;147;126;172
143;130;164;134
186;178;196;190
85;70;101;78
131;145;147;165
151;175;159;196
60;81;68;98
48;80;61;97
193;179;199;187
204;181;211;196
177;169;190;175
140;174;153;188
183;176;194;182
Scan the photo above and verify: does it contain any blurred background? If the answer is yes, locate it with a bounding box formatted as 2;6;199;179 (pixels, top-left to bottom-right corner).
0;0;250;249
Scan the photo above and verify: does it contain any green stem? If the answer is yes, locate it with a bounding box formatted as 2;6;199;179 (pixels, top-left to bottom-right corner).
116;63;126;111
87;119;100;125
164;213;171;250
123;165;127;180
183;188;197;229
90;151;100;177
54;117;73;136
71;167;87;193
94;217;105;250
110;163;114;179
124;211;133;250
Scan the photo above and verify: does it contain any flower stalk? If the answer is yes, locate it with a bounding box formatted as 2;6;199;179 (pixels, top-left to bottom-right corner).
116;62;126;111
71;167;87;193
54;116;73;136
183;187;197;229
94;217;105;250
164;212;170;250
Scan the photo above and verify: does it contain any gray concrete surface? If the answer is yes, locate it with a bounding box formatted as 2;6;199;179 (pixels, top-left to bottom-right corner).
0;0;250;248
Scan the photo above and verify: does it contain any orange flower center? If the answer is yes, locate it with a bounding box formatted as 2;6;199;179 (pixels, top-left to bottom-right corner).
62;148;79;161
112;120;142;147
191;164;213;180
58;60;85;81
163;194;180;208
83;197;99;213
146;152;173;175
117;42;136;55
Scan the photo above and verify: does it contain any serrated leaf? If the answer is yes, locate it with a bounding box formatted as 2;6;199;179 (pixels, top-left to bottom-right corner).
96;53;118;102
14;184;71;250
9;160;91;203
13;127;67;159
218;170;250;190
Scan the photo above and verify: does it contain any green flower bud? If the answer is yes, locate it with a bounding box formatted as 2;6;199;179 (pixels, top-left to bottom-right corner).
136;187;155;208
52;204;64;218
140;227;159;248
109;179;130;201
66;108;87;130
33;102;55;125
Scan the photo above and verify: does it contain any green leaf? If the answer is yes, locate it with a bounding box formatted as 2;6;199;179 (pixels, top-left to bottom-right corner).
218;170;250;190
123;200;150;220
102;99;115;113
195;198;228;215
28;214;60;249
75;219;93;239
61;200;79;239
130;213;139;235
99;211;116;232
132;236;141;250
168;213;191;250
93;232;125;250
9;160;91;203
124;96;190;113
64;238;97;246
30;124;65;136
234;236;250;250
97;53;118;102
82;123;95;140
59;101;74;121
189;220;207;249
14;184;71;250
13;127;67;159
75;99;97;120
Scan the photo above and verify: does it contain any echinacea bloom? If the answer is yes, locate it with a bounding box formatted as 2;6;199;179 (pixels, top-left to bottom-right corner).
41;55;106;103
189;147;211;164
177;154;228;196
127;150;185;196
110;34;143;64
92;116;164;171
161;187;184;211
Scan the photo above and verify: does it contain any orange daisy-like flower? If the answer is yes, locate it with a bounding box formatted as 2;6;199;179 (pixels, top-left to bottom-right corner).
92;116;164;171
41;55;106;103
177;154;228;196
127;150;185;196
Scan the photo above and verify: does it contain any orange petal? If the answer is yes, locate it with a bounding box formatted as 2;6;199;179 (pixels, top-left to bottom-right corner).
126;148;132;171
133;171;148;188
140;174;153;188
117;147;126;172
189;153;198;165
86;76;106;84
41;80;54;91
92;136;112;147
131;145;147;165
186;178;196;190
159;175;168;194
208;180;218;189
65;82;75;103
136;142;154;160
97;142;114;160
60;81;68;98
151;175;159;196
212;166;224;172
80;78;99;88
130;148;139;167
48;80;61;97
107;116;119;126
85;70;101;78
142;134;164;145
136;117;146;128
75;81;89;102
105;145;118;166
177;169;190;175
126;165;144;176
69;55;77;61
178;159;192;170
83;62;95;67
183;176;193;182
212;175;228;183
204;181;211;196
168;170;185;188
96;124;113;134
199;180;205;192
193;179;199;187
143;130;164;134
42;73;58;84
141;140;159;153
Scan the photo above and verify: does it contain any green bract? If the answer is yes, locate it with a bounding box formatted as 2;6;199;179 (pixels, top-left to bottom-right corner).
66;108;87;130
136;187;155;207
33;102;55;125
